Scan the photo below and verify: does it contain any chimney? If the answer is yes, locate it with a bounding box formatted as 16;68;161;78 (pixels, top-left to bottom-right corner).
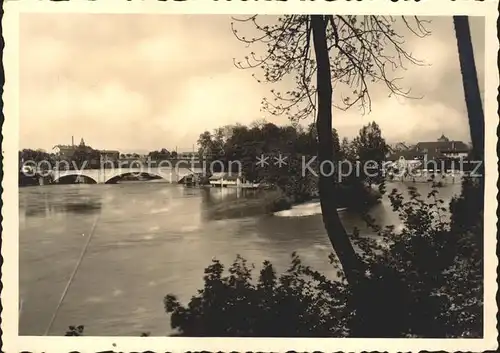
72;136;74;146
452;141;455;150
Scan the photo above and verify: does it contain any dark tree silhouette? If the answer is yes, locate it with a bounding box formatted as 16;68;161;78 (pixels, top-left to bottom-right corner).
453;16;484;162
231;15;430;289
452;17;484;318
452;16;484;213
351;121;389;185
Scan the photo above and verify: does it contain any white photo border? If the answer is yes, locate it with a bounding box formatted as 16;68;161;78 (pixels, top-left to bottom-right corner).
1;0;498;352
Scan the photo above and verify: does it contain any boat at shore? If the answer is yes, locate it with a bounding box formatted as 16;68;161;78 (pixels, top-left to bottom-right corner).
207;172;261;189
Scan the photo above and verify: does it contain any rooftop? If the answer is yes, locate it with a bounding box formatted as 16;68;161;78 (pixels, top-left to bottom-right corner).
387;135;469;160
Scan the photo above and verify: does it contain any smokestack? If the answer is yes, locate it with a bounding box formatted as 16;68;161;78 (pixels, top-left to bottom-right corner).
72;136;74;146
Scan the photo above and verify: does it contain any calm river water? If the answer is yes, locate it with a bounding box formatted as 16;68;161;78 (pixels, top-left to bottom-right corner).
19;181;462;336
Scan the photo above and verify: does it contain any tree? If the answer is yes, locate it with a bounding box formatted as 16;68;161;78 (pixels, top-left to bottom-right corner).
340;137;355;160
452;17;484;317
232;14;429;288
453;16;484;162
352;122;388;161
159;148;171;158
214;124;236;143
453;16;484;209
232;14;430;334
351;121;389;185
331;128;341;159
197;131;215;159
249;118;268;129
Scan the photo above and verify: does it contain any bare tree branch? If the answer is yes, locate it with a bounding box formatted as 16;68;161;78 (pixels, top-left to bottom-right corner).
231;15;431;120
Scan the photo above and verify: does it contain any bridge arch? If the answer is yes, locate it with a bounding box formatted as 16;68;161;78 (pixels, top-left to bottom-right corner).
53;173;98;184
105;171;174;184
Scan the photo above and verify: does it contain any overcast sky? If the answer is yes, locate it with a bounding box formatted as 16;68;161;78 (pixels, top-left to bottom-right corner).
19;14;485;153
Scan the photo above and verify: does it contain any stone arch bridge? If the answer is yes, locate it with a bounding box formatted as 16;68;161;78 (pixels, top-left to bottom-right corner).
51;166;204;184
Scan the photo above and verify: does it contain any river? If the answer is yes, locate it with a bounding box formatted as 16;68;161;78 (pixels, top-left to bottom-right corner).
19;181;462;336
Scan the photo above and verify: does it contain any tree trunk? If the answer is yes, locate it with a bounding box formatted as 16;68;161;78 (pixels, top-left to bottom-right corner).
453;15;485;228
453;16;484;317
453;16;484;162
310;15;365;285
311;15;411;337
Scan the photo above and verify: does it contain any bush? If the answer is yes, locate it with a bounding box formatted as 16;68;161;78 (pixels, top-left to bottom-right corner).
165;254;349;337
165;179;483;337
65;325;85;336
350;180;482;337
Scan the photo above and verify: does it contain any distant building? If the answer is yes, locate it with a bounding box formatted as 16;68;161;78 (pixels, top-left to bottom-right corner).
414;134;469;159
53;137;85;158
386;142;411;159
388;142;410;153
387;134;470;161
99;150;120;161
386;149;422;161
54;137;120;163
53;144;76;158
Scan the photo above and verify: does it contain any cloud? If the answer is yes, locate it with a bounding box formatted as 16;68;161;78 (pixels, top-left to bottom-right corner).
19;14;484;152
155;69;264;147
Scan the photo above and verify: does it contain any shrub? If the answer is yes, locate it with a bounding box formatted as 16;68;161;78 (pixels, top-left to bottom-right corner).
164;254;349;337
350;180;482;337
65;325;85;336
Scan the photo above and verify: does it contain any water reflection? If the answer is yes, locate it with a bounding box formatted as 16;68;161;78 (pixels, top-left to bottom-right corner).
19;181;462;336
200;186;252;203
20;187;102;218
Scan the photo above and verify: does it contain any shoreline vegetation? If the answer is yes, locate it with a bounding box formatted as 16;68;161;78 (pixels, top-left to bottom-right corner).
204;182;383;220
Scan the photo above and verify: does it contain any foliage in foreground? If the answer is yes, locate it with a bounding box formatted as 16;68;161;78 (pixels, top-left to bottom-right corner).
165;180;483;338
165;254;348;337
64;325;150;337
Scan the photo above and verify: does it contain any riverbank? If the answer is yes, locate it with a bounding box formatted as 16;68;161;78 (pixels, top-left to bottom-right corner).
204;189;288;220
19;173;53;187
204;183;382;221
